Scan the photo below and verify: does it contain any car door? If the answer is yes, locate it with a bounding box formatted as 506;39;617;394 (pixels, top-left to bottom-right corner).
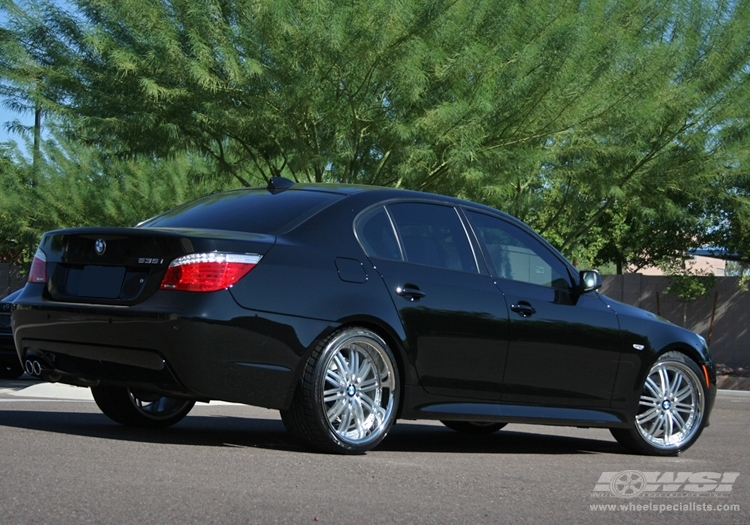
464;210;622;408
357;202;509;400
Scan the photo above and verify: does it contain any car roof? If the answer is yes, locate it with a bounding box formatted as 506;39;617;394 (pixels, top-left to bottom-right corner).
285;182;519;222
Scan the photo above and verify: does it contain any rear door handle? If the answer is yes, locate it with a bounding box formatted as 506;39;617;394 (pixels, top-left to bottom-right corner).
510;301;536;317
396;284;426;302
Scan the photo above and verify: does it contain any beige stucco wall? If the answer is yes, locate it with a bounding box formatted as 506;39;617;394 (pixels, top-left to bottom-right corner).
601;274;747;367
632;255;726;276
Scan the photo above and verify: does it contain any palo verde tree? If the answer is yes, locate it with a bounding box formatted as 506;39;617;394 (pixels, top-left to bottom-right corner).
1;0;750;268
0;129;238;267
0;141;35;264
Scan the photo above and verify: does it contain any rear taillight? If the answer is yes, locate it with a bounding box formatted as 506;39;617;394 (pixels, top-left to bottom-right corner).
28;249;47;283
159;253;262;292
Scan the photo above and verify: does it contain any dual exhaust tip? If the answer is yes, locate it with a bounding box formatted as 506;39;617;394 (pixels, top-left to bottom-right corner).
23;357;63;382
24;359;44;377
23;354;93;385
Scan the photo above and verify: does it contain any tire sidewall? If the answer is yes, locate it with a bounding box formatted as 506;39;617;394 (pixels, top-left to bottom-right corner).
92;385;195;428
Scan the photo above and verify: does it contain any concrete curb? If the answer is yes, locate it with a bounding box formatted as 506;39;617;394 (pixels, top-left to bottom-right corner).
717;389;750;398
717;375;750;392
3;382;239;405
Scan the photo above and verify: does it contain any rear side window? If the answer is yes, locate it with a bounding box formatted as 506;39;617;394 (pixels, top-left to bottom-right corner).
388;203;478;273
141;189;342;234
357;207;402;260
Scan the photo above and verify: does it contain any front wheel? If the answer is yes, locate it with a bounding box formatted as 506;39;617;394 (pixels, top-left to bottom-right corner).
91;385;195;428
281;327;400;454
611;351;707;456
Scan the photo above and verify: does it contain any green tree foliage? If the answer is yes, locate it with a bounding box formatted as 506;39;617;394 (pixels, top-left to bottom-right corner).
0;142;36;264
660;257;717;328
0;133;237;266
1;0;750;270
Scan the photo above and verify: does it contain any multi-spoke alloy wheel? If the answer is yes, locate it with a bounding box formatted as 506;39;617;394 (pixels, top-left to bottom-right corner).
611;351;708;456
91;385;195;428
635;360;704;448
281;327;400;454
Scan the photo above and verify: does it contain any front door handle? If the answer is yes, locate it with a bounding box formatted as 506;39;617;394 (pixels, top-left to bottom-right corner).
510;301;536;317
396;284;426;302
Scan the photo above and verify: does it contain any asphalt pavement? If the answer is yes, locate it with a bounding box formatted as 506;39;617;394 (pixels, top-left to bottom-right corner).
0;376;748;525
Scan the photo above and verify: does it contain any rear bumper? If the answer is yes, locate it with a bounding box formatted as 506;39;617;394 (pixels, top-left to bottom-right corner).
12;287;335;409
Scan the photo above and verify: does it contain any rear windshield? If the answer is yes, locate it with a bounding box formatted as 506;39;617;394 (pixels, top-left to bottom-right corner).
140;188;343;234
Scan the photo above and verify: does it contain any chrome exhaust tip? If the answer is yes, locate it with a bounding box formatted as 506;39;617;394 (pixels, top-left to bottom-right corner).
24;359;45;376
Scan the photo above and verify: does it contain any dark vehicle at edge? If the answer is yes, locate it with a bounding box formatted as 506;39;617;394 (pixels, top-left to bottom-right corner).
11;178;716;455
1;289;23;378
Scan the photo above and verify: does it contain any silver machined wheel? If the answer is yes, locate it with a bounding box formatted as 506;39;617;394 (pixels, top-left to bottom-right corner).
320;332;397;446
635;359;705;450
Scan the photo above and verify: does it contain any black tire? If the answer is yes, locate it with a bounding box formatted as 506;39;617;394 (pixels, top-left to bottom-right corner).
91;385;195;428
281;327;400;454
441;421;507;434
610;351;708;456
0;363;24;379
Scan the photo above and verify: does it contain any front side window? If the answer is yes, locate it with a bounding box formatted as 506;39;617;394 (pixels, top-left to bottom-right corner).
466;211;571;289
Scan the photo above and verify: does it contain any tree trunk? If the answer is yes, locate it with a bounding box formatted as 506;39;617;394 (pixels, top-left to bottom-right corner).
32;102;42;176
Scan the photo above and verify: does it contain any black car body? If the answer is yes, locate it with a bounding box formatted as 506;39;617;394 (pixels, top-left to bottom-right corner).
11;179;716;454
1;289;23;378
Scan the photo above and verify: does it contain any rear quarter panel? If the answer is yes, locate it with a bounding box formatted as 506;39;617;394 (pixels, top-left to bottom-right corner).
228;196;414;384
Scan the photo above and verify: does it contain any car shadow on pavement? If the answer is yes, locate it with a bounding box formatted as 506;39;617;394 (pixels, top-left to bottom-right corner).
0;408;625;455
383;423;623;455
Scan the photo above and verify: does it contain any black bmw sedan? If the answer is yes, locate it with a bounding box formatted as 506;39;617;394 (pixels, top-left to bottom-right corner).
11;178;716;455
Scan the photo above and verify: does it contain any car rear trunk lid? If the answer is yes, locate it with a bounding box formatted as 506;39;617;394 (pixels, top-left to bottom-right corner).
37;227;275;305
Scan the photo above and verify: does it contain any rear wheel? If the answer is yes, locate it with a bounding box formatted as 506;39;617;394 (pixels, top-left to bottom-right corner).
610;351;707;456
91;385;195;428
281;327;400;454
441;421;507;434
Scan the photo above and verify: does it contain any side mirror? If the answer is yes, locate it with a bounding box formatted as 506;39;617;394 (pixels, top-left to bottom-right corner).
579;270;602;293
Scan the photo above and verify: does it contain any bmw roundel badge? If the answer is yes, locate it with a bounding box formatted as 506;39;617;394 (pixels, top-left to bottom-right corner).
95;239;107;255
